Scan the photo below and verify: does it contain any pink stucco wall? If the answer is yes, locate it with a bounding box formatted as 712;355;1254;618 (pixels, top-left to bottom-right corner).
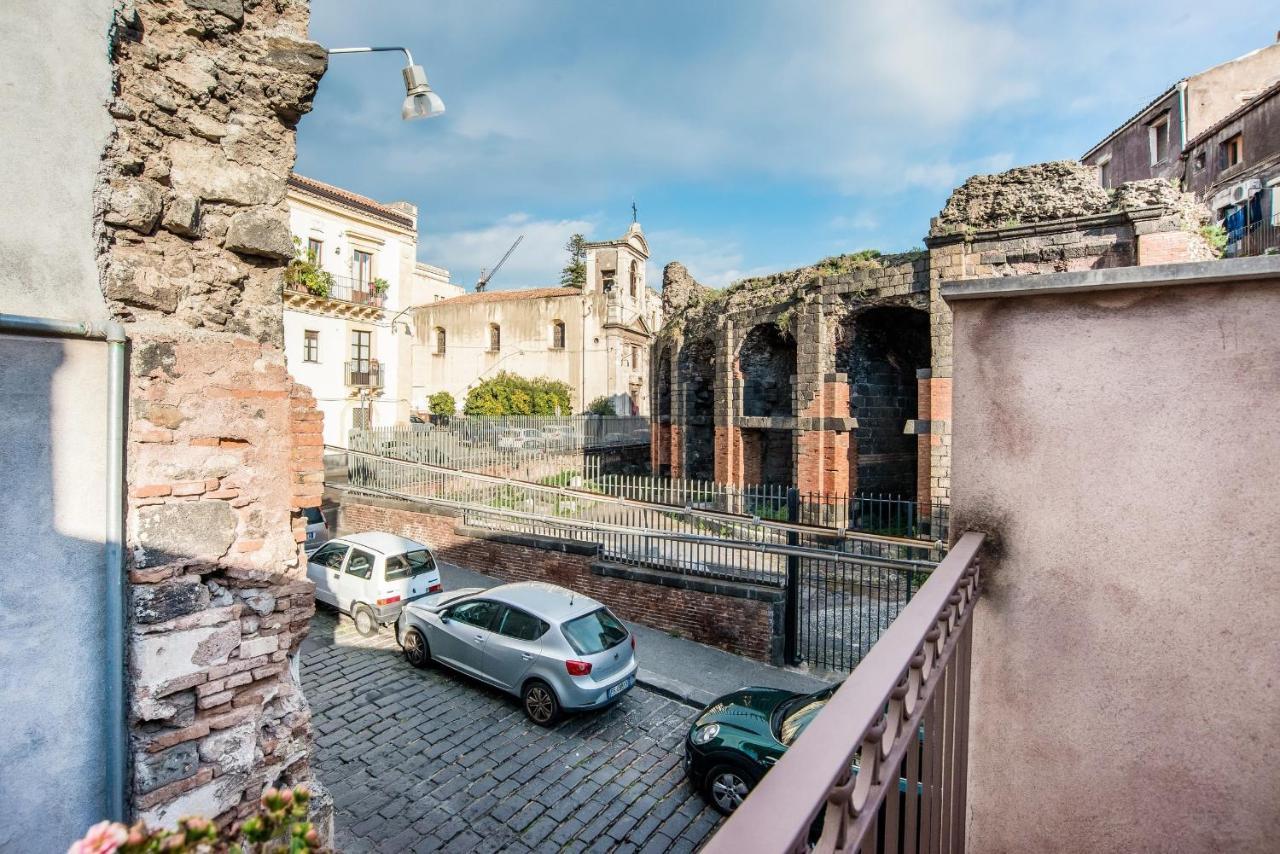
950;273;1280;852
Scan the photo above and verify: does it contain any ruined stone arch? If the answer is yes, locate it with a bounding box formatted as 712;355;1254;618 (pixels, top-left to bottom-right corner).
677;336;716;481
736;322;796;418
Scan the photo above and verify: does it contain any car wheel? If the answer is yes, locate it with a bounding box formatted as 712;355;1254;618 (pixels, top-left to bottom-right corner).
705;764;757;815
402;627;431;668
522;680;561;726
351;604;378;637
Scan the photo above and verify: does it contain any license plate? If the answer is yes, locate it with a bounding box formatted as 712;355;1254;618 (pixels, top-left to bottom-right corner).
608;676;633;698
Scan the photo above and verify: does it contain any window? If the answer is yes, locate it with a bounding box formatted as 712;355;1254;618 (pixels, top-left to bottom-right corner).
562;608;629;654
1194;152;1206;172
383;549;437;581
1096;156;1111;189
496;607;548;641
448;600;501;629
603;275;616;294
345;549;375;580
1221;134;1243;169
351;329;371;370
488;324;501;352
551;320;565;349
306;237;323;262
630;344;641;370
629;260;638;298
309;542;348;570
435;327;446;355
353;250;374;288
352;407;370;430
1149;114;1170;165
303;329;319;362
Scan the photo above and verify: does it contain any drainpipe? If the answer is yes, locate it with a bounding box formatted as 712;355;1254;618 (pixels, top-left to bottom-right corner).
0;313;129;822
1177;80;1188;153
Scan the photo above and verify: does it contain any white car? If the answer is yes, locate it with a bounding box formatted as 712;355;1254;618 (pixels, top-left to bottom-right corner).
497;428;545;450
306;532;443;636
302;506;330;553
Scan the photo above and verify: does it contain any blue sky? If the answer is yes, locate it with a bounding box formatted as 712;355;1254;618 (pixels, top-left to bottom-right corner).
296;1;1277;291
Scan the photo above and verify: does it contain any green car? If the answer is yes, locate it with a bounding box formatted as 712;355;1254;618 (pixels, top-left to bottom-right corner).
683;683;837;814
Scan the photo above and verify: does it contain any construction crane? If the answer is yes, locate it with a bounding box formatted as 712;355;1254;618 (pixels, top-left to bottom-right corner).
475;235;523;292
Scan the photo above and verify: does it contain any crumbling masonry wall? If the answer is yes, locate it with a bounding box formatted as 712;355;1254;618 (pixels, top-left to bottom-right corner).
655;161;1217;509
98;0;327;827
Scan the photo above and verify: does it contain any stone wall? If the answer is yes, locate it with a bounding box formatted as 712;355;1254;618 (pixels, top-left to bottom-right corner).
655;162;1217;509
340;497;786;663
97;0;327;827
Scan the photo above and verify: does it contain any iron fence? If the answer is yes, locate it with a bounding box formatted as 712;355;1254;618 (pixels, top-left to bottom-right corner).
1224;218;1280;258
590;474;950;542
285;274;388;307
704;533;983;854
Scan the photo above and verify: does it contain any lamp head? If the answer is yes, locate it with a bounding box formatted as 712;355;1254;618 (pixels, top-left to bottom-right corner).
402;64;445;120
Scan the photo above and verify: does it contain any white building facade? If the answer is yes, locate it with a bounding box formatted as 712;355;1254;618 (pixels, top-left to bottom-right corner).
282;174;461;446
413;223;661;415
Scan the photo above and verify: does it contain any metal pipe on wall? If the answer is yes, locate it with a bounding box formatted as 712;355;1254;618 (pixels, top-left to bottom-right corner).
0;312;128;821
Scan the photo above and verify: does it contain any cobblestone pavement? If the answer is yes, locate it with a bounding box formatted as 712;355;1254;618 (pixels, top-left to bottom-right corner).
300;609;722;853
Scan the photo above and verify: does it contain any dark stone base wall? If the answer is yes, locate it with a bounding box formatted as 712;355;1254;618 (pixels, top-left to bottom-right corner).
340;497;785;663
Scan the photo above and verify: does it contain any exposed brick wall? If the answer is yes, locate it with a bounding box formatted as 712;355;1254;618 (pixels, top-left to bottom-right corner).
340;499;783;663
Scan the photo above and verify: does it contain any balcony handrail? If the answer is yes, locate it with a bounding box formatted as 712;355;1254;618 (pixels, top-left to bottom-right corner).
703;530;984;853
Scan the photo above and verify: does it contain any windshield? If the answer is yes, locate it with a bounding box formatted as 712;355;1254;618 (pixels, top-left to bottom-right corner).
773;685;838;746
383;549;436;580
561;608;628;655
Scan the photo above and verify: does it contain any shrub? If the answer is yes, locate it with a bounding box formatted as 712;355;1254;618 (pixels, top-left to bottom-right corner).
67;786;325;854
463;372;572;416
286;238;333;298
427;391;456;416
1199;223;1228;257
586;396;617;416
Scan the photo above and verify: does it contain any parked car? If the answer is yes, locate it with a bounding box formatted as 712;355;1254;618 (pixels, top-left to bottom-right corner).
540;424;577;449
396;581;638;725
306;532;443;636
302;506;330;553
684;683;837;814
496;428;545;450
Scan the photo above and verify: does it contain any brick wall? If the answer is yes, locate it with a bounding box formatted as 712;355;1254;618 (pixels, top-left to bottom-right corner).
340;498;784;663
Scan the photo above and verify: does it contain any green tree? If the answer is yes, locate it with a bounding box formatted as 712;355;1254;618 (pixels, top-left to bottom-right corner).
464;372;572;415
586;396;617;416
560;233;587;288
427;391;456;416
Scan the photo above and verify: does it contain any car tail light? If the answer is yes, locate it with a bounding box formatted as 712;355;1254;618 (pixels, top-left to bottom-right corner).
630;635;636;651
376;595;401;606
428;583;442;593
565;659;592;676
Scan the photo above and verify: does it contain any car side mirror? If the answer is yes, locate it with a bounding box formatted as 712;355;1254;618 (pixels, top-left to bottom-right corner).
440;613;450;624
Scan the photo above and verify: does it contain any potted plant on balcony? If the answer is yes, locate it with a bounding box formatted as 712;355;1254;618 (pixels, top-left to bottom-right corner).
286;239;333;298
372;277;390;305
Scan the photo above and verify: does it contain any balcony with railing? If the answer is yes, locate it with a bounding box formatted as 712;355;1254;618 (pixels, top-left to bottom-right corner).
345;360;384;389
704;532;983;854
284;271;388;316
1223;217;1280;258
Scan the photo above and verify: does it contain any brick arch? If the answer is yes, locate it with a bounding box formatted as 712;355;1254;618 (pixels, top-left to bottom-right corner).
737;323;795;418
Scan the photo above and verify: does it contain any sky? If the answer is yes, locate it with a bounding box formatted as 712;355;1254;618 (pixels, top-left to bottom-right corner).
296;1;1278;292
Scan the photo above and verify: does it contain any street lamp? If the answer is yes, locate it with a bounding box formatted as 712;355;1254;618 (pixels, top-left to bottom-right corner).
327;46;445;120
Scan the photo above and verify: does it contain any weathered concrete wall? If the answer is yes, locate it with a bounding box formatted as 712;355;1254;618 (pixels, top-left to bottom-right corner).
0;0;115;321
0;335;110;853
947;260;1280;853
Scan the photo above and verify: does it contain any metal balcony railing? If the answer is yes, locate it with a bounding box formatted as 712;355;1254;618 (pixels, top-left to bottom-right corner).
1223;218;1280;259
703;532;983;854
285;274;387;308
345;360;384;388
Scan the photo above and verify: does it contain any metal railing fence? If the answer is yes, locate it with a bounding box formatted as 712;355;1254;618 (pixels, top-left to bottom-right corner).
704;532;983;854
286;274;388;307
1224;218;1280;259
590;473;950;543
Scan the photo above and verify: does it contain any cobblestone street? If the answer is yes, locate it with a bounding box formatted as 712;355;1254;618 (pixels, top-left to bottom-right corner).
300;609;722;853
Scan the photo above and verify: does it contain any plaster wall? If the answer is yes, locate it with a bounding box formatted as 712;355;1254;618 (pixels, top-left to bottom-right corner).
0;0;115;321
0;334;110;852
1186;41;1280;139
950;268;1280;853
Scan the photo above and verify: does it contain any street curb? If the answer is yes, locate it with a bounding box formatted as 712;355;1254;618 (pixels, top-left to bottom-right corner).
637;669;715;709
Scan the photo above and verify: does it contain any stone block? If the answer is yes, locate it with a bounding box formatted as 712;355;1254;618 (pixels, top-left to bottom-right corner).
135;742;199;794
104;261;181;313
132;622;240;698
168;140;283;206
224;208;293;259
162;192;201;237
132;578;210;625
238;634;279;659
240;589;276;616
199;720;256;774
105;179;163;233
139;772;247;828
137;500;236;562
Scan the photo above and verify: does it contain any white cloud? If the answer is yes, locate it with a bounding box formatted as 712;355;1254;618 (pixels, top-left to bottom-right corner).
424;213;596;290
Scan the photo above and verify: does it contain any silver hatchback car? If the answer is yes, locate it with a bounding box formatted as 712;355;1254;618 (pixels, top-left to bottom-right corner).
395;582;638;725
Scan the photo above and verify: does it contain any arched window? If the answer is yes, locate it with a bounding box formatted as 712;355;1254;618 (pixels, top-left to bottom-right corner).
551;320;565;350
435;327;446;355
629;260;638;298
488;323;501;352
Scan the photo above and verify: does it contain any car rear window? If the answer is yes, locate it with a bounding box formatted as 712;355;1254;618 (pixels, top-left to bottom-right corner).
383;549;436;581
561;608;628;655
304;507;325;525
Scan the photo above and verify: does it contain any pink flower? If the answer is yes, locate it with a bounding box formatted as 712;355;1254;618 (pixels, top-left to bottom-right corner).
68;821;128;854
